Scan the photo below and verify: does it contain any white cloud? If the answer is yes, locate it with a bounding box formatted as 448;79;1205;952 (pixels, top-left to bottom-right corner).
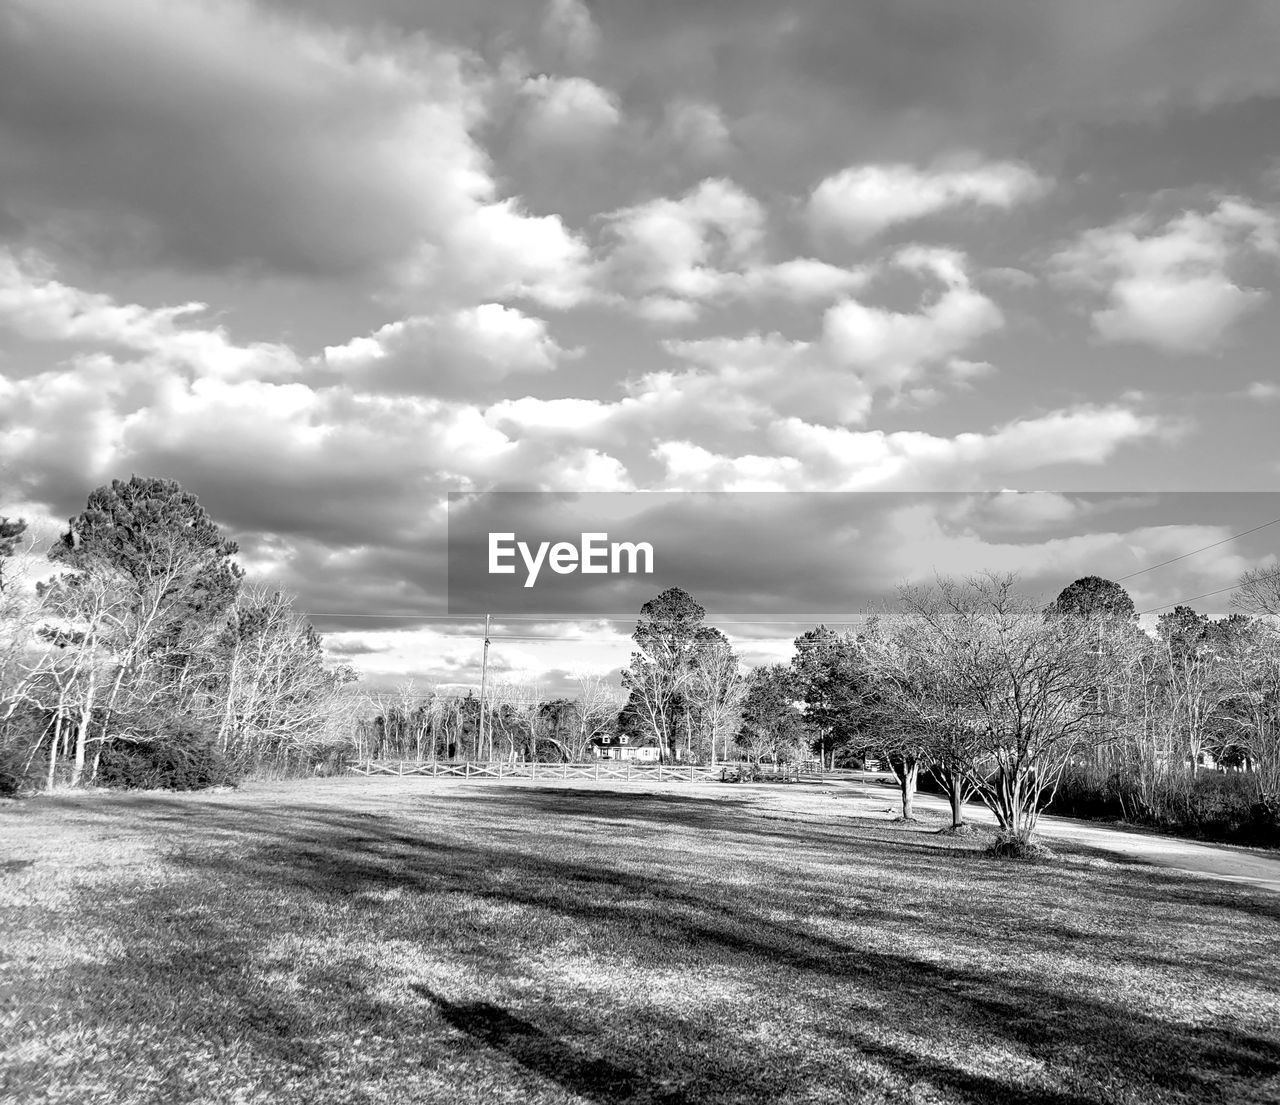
324;304;569;396
601;179;867;318
0;254;624;525
603;178;766;301
821;247;1004;389
435;199;596;309
808;158;1049;244
645;250;1004;428
651;441;806;492
485;397;615;438
718;259;871;302
521;75;621;145
0;250;573;399
1053;197;1279;354
0;340;638;534
0;249;299;381
660;333;871;426
653;405;1170;491
1246;381;1280;401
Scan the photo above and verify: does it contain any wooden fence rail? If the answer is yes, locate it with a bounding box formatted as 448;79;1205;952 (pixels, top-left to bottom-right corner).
343;760;806;783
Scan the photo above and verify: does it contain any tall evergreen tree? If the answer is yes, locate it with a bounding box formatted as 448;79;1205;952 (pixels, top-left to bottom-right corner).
1051;576;1136;622
50;475;243;631
621;587;707;762
790;625;870;768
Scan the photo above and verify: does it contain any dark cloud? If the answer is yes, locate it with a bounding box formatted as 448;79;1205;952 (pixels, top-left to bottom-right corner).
0;0;581;293
586;0;1280;191
444;490;1280;622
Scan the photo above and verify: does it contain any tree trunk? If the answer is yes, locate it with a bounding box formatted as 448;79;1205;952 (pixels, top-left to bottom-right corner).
46;715;61;793
70;663;98;788
900;758;918;820
949;773;965;827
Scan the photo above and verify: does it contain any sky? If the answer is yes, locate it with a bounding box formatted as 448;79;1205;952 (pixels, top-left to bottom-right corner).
2;0;1279;694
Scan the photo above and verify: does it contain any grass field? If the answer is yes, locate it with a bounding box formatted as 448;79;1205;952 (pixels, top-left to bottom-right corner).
2;778;1279;1105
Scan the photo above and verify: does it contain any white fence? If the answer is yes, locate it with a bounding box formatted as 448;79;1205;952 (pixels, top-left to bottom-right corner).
343;760;806;783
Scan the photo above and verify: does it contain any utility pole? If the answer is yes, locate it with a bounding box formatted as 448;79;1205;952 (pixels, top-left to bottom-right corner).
478;614;491;761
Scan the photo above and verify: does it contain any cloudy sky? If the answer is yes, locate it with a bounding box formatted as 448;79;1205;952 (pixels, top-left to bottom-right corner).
2;0;1279;692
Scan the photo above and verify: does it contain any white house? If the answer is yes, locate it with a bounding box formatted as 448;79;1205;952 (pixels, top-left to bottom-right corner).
590;734;674;762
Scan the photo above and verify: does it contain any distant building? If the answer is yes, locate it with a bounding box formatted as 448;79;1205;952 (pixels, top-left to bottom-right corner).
589;734;679;761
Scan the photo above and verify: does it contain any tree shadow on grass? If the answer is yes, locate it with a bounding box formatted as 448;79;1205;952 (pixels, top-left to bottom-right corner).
1046;840;1280;921
457;785;958;856
413;985;694;1105
20;790;1280;1105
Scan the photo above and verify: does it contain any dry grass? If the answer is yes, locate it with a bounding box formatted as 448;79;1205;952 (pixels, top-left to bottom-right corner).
2;777;1278;1104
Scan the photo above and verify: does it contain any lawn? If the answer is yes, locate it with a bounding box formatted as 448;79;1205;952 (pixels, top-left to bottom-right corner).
2;778;1278;1104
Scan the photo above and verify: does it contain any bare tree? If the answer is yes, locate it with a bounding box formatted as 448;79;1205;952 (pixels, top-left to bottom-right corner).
567;673;620;761
1219;620;1280;804
214;586;355;768
33;558;137;786
861;613;972;825
689;631;747;764
1;536;67;787
0;530;44;725
734;719;780;765
515;682;545;762
624;634;695;763
878;574;1119;839
1233;566;1280;620
485;681;544;762
1153;607;1233;774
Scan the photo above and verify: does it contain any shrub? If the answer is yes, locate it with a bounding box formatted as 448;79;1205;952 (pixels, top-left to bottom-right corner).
0;743;36;796
234;741;355;780
1050;763;1277;846
1244;796;1280;845
720;763;761;783
0;707;49;796
97;732;240;791
987;829;1055;860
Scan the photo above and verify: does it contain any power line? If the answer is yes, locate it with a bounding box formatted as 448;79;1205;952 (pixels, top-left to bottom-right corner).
303;611;869;625
1116;516;1280;582
1118;513;1279;615
303;612;472;619
1136;584;1243;617
471;615;869;624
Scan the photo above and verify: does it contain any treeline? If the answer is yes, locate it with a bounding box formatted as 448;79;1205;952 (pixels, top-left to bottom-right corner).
425;575;1277;847
349;588;818;768
351;674;621;763
748;573;1280;845
6;477;1279;848
0;477;356;793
